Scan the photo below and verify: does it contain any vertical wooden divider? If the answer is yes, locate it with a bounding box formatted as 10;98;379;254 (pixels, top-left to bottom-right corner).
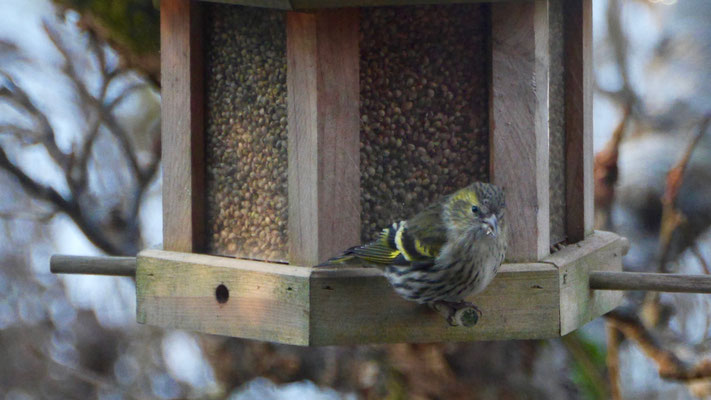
287;10;361;266
161;0;205;252
564;0;593;242
490;0;550;261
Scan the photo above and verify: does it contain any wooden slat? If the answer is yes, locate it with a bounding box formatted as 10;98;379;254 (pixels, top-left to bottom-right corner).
161;0;205;252
564;0;593;242
309;263;560;345
135;232;627;345
287;10;361;266
490;0;550;261
136;250;311;345
546;230;628;335
202;0;525;10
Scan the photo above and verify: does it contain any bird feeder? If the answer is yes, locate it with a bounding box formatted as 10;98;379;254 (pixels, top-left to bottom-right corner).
51;0;639;345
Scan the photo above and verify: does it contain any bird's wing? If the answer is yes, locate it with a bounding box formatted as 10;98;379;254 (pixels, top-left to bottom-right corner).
321;202;447;267
402;201;447;261
352;222;407;265
320;222;404;266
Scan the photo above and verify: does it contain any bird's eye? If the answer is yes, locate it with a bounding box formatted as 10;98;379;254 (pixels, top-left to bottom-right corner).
471;205;480;214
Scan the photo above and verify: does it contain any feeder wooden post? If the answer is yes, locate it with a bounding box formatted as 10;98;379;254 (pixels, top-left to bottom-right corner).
287;10;361;266
491;0;550;261
161;0;206;253
564;0;594;242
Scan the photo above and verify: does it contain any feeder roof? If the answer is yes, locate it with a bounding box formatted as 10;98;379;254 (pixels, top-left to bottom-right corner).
202;0;518;11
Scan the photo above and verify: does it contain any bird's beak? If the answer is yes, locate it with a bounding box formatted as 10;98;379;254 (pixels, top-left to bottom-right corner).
483;215;498;238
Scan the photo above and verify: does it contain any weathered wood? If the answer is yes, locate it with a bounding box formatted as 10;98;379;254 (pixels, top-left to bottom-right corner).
546;230;628;335
491;0;550;261
202;0;524;10
287;10;361;266
50;255;136;277
564;0;594;242
135;233;626;345
548;0;567;246
309;263;560;345
590;272;711;294
136;250;311;345
161;0;206;252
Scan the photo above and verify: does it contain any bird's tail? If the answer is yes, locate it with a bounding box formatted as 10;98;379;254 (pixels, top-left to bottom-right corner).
315;246;361;267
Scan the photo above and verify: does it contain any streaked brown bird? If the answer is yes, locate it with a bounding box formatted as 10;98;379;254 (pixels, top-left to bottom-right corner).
322;182;507;325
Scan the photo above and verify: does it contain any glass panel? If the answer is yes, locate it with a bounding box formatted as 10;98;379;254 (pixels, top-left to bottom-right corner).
204;4;288;262
359;5;491;242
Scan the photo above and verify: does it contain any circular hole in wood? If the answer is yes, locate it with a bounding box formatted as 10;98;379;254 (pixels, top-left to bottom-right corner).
215;284;229;304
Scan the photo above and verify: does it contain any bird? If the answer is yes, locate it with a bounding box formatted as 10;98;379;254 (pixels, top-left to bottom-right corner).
321;181;507;326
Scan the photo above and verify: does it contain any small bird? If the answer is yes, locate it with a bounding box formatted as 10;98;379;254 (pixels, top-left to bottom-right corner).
322;182;507;326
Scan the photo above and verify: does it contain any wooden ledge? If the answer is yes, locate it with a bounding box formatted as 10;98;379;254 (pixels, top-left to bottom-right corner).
136;231;628;345
201;0;523;11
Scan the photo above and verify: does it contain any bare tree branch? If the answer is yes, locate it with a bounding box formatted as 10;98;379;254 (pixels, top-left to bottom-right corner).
43;22;144;181
0;146;123;254
691;243;711;275
659;115;711;271
27;345;153;400
594;106;631;229
606;322;622;400
607;308;711;381
0;71;69;168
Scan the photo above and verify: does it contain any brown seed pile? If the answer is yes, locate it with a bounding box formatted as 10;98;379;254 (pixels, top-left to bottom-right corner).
204;4;288;262
549;0;567;246
359;5;490;242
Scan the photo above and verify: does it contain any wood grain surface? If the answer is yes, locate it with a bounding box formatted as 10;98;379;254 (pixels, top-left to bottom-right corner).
564;0;594;242
161;0;206;252
491;0;550;261
287;10;361;266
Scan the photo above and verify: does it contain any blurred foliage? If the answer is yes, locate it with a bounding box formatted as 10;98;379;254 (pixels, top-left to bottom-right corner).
565;334;608;400
53;0;160;85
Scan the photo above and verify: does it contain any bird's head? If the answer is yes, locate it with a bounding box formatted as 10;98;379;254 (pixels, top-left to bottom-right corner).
444;182;505;239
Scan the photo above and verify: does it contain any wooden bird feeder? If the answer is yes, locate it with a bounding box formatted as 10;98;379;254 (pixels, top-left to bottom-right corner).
51;0;645;345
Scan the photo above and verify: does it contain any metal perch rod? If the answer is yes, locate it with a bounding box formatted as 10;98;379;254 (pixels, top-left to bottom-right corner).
50;255;137;277
589;271;711;293
49;255;711;293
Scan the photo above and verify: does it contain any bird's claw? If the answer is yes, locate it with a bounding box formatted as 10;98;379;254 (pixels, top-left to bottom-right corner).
431;301;482;327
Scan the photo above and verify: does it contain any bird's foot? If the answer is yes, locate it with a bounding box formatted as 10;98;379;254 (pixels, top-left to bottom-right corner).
431;301;482;327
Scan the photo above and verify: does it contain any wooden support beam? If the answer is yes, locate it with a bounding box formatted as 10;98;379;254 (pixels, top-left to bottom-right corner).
546;231;628;335
135;231;627;345
564;0;594;242
137;250;311;345
287;9;361;266
161;0;206;252
491;0;550;261
309;263;561;344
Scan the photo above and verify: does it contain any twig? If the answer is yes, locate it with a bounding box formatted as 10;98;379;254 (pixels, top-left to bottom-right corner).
606;308;711;381
105;82;153;110
658;115;711;271
0;71;69;168
594;106;631;229
691;243;711;275
43;22;147;185
0;209;57;223
27;345;153;400
606;323;622;400
0;146;122;254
